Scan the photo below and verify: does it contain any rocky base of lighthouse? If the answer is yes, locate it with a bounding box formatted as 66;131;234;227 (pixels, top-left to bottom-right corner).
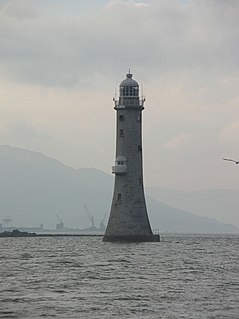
103;234;160;242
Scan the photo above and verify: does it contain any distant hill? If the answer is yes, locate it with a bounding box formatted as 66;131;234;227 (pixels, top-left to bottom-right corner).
0;145;238;233
147;187;239;229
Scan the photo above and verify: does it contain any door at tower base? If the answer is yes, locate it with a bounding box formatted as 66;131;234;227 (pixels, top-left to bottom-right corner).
103;72;160;243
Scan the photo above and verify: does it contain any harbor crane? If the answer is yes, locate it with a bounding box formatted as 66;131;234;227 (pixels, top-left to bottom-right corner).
56;214;64;230
83;204;95;229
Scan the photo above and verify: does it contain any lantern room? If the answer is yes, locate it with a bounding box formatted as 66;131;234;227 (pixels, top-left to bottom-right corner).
120;73;139;97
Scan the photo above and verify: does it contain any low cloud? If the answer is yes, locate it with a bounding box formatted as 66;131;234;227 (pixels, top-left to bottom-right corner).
163;133;192;151
0;0;239;87
1;0;42;19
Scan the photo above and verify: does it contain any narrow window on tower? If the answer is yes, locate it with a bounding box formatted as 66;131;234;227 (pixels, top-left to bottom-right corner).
117;193;122;200
138;144;142;151
119;114;124;121
120;129;124;137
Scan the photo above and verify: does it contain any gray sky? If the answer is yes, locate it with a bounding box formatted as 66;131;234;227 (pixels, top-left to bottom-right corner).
0;0;239;190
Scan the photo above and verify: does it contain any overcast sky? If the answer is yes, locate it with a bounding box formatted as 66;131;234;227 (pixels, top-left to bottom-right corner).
0;0;239;191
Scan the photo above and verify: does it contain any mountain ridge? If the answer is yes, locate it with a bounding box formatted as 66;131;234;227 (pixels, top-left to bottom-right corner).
147;186;239;228
0;145;238;233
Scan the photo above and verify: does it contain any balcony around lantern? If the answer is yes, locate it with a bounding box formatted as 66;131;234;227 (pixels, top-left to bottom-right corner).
112;164;127;174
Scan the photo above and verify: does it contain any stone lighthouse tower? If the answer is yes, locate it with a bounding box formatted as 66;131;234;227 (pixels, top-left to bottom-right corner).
103;72;157;242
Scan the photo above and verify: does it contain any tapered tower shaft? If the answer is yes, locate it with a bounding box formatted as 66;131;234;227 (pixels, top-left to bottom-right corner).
103;72;155;242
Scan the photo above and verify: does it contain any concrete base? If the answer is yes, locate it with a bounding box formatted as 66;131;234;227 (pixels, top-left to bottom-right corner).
103;234;160;242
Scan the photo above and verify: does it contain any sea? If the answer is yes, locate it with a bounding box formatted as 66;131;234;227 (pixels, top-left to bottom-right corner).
0;234;239;319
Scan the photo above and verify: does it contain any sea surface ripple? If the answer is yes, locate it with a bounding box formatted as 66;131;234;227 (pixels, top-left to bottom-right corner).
0;234;239;318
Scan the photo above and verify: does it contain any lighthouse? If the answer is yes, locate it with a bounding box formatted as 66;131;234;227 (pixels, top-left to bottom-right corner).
103;72;157;242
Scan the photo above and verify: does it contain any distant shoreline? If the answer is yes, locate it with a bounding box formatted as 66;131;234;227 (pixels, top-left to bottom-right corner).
1;229;238;238
0;229;103;238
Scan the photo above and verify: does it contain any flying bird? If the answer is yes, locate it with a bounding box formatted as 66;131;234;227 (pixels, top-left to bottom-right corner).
222;158;239;164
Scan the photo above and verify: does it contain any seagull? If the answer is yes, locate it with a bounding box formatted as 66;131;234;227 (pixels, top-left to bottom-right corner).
222;158;239;164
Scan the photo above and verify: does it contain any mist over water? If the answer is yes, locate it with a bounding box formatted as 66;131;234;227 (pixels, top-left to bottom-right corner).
1;235;239;318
